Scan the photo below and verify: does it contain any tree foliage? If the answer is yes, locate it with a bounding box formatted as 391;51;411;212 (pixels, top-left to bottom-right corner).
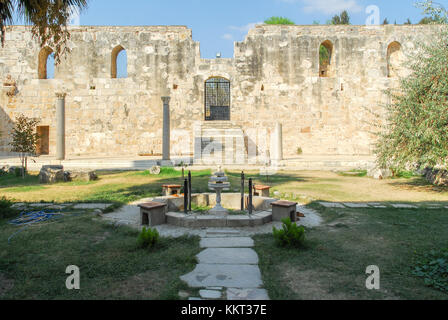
264;16;295;25
415;0;448;24
319;45;330;65
330;10;350;25
9;114;40;178
375;29;448;170
0;0;89;63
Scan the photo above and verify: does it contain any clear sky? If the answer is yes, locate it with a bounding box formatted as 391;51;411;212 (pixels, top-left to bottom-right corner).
69;0;448;58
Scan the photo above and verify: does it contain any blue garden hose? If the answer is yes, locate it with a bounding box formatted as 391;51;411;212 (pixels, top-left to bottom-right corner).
8;209;63;244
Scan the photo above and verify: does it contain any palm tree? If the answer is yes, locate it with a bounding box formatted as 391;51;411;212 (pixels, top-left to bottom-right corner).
0;0;89;63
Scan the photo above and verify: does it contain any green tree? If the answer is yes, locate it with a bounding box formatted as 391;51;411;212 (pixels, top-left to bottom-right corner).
330;10;350;25
319;45;330;65
404;18;412;25
375;1;448;171
419;16;440;24
415;0;448;24
383;18;390;25
0;0;89;63
264;16;295;25
9;115;40;178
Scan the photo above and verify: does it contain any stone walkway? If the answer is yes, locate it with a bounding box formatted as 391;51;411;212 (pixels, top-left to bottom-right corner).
318;202;448;210
180;229;270;300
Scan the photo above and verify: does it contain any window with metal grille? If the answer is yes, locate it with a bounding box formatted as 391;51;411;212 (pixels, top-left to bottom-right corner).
205;77;230;121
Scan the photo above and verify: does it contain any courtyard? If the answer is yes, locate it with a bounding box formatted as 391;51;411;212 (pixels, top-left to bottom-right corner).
1;168;447;300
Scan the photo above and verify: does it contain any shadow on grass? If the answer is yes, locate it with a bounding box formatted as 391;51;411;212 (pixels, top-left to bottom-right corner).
255;199;448;300
0;213;201;300
0;173;40;189
388;177;448;194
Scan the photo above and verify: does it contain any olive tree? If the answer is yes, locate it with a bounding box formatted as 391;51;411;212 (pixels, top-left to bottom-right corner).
9;114;40;178
375;1;448;171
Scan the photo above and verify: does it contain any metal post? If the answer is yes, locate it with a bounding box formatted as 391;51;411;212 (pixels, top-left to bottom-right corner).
184;179;188;214
241;171;245;211
188;171;192;212
56;92;66;160
248;178;253;215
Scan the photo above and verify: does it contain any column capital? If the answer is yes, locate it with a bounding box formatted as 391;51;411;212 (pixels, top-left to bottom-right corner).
161;96;171;104
55;92;67;99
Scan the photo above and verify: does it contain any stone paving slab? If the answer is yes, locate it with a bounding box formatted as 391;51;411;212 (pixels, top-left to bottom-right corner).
391;204;418;209
343;203;370;208
200;237;254;248
197;248;259;265
199;289;222;299
180;264;263;288
72;203;112;210
318;202;345;208
226;288;270;300
28;203;53;208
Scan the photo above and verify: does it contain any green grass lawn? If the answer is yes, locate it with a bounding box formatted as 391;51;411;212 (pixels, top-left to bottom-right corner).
1;169;448;300
255;204;448;300
0;211;200;300
2;169;448;205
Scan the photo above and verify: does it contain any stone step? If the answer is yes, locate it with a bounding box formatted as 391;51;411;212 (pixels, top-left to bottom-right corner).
206;229;241;236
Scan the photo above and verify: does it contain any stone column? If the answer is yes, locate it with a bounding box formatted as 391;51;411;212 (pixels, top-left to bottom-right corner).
274;122;283;162
161;96;171;161
56;92;66;160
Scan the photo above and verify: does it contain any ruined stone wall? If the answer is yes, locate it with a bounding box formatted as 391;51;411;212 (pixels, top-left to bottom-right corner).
0;24;440;159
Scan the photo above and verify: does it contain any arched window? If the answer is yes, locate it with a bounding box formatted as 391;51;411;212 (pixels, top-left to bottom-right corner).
205;77;231;121
319;40;334;77
111;45;127;78
387;41;403;78
38;47;55;79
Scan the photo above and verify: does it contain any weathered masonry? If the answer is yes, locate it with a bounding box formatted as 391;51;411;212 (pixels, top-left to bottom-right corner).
0;24;439;161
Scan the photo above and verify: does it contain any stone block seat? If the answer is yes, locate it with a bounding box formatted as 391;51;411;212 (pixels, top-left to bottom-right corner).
271;200;298;222
253;185;271;197
138;202;167;226
162;184;182;197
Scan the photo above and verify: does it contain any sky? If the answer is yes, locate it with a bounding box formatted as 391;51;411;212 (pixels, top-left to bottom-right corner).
67;0;448;59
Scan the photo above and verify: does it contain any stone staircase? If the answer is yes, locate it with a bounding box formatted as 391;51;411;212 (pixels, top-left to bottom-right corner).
194;121;247;165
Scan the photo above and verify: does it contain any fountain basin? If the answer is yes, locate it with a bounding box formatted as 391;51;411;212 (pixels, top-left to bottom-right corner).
150;193;279;228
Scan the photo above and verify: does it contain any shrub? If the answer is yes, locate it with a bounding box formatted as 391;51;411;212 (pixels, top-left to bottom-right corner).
137;227;160;249
0;196;15;219
296;147;303;155
273;218;306;248
413;248;448;293
14;167;26;177
264;16;295;25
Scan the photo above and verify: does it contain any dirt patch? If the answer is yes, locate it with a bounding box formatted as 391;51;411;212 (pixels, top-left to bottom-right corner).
106;271;168;299
279;263;400;300
0;273;14;297
280;265;351;300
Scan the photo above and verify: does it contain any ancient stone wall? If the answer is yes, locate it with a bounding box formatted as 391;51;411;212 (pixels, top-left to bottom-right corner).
0;24;440;159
